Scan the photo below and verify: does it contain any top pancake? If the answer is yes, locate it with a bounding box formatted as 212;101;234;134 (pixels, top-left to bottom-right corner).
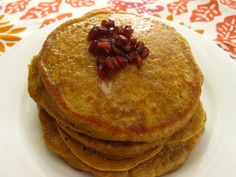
37;10;203;142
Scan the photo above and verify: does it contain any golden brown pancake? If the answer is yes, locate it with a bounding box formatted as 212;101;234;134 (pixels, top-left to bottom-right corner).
29;56;204;159
32;10;203;142
167;103;206;144
29;55;162;148
29;55;204;158
39;108;128;177
28;56;60;121
39;107;204;177
128;128;204;177
57;120;162;159
57;102;205;158
29;56;164;158
39;105;204;172
29;9;206;177
58;127;163;171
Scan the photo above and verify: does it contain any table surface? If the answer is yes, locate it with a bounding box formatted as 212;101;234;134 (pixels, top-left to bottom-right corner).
0;0;235;59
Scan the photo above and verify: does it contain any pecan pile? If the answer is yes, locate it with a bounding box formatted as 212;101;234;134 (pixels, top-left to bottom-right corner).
87;19;149;79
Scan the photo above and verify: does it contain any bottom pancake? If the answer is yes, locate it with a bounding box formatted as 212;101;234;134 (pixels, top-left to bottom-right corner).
58;126;163;171
55;102;205;161
57;120;163;159
39;108;204;177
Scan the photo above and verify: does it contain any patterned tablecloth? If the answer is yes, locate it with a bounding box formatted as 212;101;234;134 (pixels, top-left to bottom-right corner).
0;0;235;59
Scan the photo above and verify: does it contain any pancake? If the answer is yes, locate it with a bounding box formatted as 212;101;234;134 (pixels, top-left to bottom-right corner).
128;128;204;177
28;56;165;158
39;108;128;177
39;107;204;177
29;55;204;158
166;103;206;144
57;120;162;159
29;9;206;177
58;126;163;171
34;10;203;142
28;56;61;121
57;102;205;157
39;105;204;172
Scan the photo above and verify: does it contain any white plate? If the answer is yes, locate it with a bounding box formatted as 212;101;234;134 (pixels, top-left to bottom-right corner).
0;16;236;177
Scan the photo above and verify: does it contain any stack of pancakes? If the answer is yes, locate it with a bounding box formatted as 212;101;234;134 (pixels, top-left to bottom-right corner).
28;10;206;177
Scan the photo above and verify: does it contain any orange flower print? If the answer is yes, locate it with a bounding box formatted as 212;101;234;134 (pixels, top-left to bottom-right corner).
154;13;204;34
190;0;221;22
220;0;236;9
40;13;72;28
20;0;62;20
167;0;189;15
216;15;236;58
5;0;30;14
0;15;26;53
108;0;164;15
65;0;95;8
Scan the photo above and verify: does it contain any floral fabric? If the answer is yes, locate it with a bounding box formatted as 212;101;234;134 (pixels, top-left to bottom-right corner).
0;0;235;59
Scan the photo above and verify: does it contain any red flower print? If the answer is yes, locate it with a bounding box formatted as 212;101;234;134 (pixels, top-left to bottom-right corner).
65;0;95;8
216;15;236;58
220;0;236;9
20;0;62;20
108;0;164;15
167;0;189;15
40;13;72;28
190;0;221;22
4;0;30;14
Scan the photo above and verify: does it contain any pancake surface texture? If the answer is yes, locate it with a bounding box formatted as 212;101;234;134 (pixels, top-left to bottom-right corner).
57;120;162;158
37;10;203;142
39;108;204;177
28;9;206;177
58;127;163;171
